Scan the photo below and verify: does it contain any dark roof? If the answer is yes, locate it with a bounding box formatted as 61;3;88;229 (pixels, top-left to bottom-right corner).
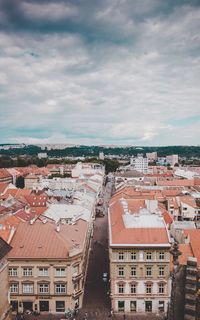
0;237;12;259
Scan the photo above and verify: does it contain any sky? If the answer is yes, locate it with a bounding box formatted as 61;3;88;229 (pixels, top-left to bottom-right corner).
0;0;200;146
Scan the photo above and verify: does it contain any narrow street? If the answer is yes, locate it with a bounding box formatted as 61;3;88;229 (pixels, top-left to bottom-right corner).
76;180;112;319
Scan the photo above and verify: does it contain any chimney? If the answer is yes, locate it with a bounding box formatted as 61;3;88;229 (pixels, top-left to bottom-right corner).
56;224;60;232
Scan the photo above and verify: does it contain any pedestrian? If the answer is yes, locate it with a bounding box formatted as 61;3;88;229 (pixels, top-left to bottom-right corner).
123;313;126;320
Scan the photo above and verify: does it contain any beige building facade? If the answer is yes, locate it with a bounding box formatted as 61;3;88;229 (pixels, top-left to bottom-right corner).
8;219;91;314
108;196;171;315
0;237;12;320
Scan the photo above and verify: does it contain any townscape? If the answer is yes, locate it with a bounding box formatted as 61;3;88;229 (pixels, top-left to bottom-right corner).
0;149;200;320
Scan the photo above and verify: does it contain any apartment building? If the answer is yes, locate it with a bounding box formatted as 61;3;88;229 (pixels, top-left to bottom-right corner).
166;155;178;167
108;197;171;314
8;219;90;313
0;237;12;320
130;155;148;174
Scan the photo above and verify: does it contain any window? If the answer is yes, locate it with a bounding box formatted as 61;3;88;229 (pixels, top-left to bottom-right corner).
118;252;124;260
146;284;152;294
158;283;165;294
130;283;137;294
118;301;124;312
118;283;124;294
146;252;152;260
159;301;165;312
9;268;18;277
55;284;66;294
159;266;165;277
130;301;137;312
130;252;137;260
38;268;48;277
23;283;34;294
146;266;152;277
130;266;137;277
10;283;18;293
39;284;49;294
118;266;124;277
23;268;32;277
55;268;66;277
159;252;165;260
56;301;65;312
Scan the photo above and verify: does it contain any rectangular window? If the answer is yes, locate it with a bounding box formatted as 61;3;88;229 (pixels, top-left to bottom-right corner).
159;252;165;260
118;284;124;294
118;266;124;277
130;252;137;260
55;284;66;294
146;252;152;260
146;266;152;277
39;284;49;294
130;266;137;277
38;268;48;277
130;284;137;294
159;301;165;312
23;283;34;294
10;284;18;293
118;301;124;312
159;266;165;277
55;268;66;277
130;301;137;312
118;252;124;260
56;301;65;312
159;283;165;294
9;268;18;277
23;268;32;277
146;284;152;294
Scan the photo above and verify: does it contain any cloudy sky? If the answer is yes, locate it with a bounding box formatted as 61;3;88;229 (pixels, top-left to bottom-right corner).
0;0;200;146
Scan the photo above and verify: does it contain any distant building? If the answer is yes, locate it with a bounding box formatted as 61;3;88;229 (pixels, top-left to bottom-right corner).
37;153;48;159
146;152;157;162
0;169;13;184
166;155;178;167
99;152;104;160
24;174;40;189
130;155;148;174
0;237;12;320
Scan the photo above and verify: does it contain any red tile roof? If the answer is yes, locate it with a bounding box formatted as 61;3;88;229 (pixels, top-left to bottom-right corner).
8;219;88;259
157;179;194;187
0;183;9;194
0;169;12;179
109;198;170;247
183;229;200;266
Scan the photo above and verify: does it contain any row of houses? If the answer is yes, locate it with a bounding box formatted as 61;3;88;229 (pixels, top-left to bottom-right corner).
0;162;105;317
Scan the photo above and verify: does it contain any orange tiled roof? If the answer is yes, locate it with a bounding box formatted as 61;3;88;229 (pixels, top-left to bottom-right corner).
109;199;170;246
157;179;194;187
0;169;12;179
179;244;193;265
183;229;200;266
0;183;9;194
8;219;88;259
180;196;197;208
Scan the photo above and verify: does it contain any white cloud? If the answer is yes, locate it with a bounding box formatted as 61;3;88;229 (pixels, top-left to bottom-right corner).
0;1;200;145
21;1;78;21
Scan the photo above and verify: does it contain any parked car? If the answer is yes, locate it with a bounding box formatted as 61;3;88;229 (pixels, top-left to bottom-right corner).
102;272;108;282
